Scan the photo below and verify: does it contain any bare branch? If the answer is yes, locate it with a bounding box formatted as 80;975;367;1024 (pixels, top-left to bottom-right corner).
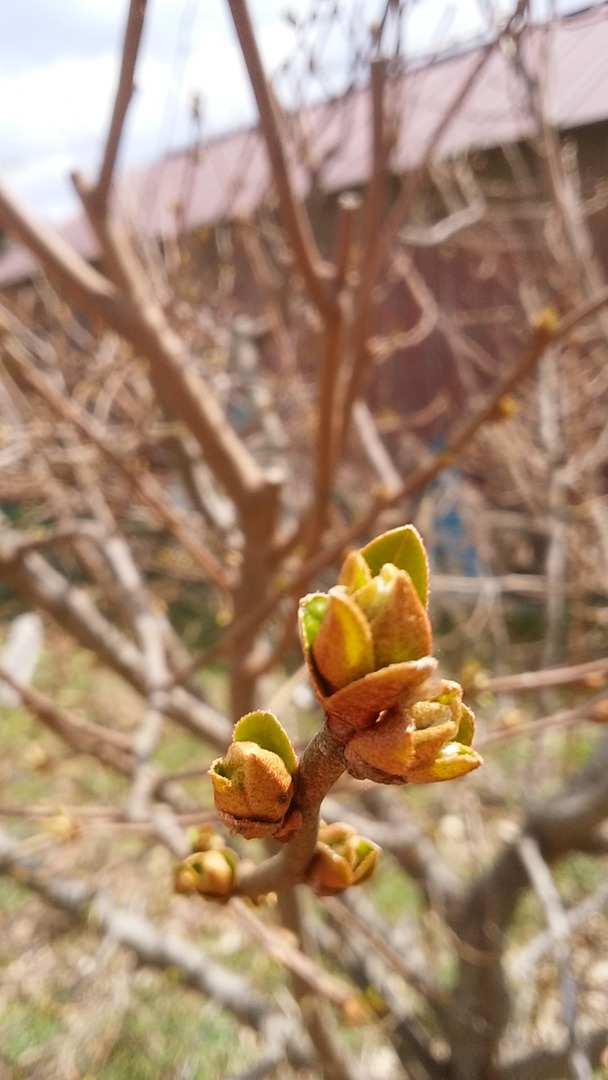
500;1028;608;1080
0;665;134;772
517;835;587;1078
0;546;231;747
82;0;148;216
477;694;608;751
509;878;608;982
0;828;277;1035
339;39;497;440
227;0;335;319
445;731;608;1078
5;339;231;590
360;57;389;271
0;175;119;314
299;287;608;587
484;656;608;695
225;1050;286;1080
0;177;275;517
333;192;361;292
232;898;358;1011
276;887;363;1080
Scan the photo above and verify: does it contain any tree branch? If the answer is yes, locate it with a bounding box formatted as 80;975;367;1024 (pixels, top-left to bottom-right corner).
227;0;335;319
0;665;134;773
338;40;497;445
296;286;608;592
483;656;608;695
499;1028;608;1080
87;0;148;216
0;176;273;515
517;835;586;1078
0;828;276;1034
445;731;608;1079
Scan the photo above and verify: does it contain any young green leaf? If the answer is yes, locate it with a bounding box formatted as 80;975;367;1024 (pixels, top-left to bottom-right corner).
311;592;375;691
298;592;330;650
233;710;298;775
360;525;428;604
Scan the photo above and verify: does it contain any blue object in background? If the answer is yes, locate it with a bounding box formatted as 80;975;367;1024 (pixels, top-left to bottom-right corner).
427;438;481;577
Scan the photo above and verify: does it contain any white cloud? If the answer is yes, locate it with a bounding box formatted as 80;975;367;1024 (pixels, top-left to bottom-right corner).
0;0;295;222
0;0;122;75
0;54;117;157
4;153;78;224
0;50;122;221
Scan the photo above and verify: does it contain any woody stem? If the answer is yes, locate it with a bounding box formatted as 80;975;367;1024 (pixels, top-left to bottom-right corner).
234;724;345;897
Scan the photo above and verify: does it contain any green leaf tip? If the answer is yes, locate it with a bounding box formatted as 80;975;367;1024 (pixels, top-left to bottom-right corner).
360;525;428;605
233;710;298;775
311;591;375;691
298;592;330;650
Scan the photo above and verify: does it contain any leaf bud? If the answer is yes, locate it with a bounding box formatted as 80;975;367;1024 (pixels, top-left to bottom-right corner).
299;525;436;739
174;848;237;899
209;711;298;840
344;680;482;785
305;821;379;895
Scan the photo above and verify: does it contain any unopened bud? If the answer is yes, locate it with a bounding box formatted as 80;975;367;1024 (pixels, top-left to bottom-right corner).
209;710;298;840
344;680;482;785
209;740;294;838
307;844;354;895
306;822;380;895
174;848;237;898
299;525;436;738
365;565;431;666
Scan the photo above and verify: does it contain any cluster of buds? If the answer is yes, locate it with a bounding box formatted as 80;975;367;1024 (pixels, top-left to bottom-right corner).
208;710;299;840
344;681;479;784
204;526;482;901
306;821;378;896
174;826;238;900
299;525;482;783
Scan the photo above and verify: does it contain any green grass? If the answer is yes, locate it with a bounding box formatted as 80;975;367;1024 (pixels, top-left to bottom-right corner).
96;983;258;1080
0;1001;60;1064
365;857;421;922
554;852;608;905
0;981;259;1080
0;878;29;913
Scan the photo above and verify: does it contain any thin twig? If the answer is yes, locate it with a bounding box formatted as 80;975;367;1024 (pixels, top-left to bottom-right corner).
477;694;608;751
276;888;363;1080
296;286;608;589
510;877;608;982
0;664;134;771
6;339;230;590
0;828;277;1034
232;898;359;1012
168;289;595;686
482;656;608;695
227;0;335;319
338;39;497;444
0;176;273;515
87;0;147;216
323;894;448;1008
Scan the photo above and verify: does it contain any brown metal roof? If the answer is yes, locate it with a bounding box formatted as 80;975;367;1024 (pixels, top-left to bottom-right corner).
1;4;606;288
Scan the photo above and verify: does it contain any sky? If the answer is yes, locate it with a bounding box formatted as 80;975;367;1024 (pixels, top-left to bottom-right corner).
0;0;589;226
